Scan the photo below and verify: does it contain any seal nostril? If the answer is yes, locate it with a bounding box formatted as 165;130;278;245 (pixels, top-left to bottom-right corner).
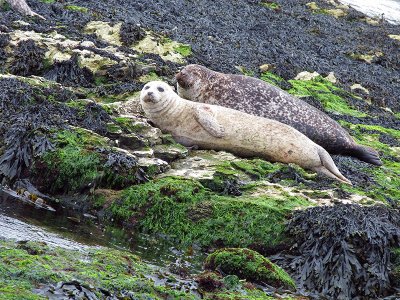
147;91;153;96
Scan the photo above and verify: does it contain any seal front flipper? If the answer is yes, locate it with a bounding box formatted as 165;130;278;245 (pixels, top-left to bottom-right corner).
194;106;226;138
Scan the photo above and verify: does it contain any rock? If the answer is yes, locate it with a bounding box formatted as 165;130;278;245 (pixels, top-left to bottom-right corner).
132;31;189;63
306;2;319;10
324;72;337;84
153;144;188;163
363;17;380;25
108;98;142;115
84;21;122;46
72;49;117;74
118;133;148;149
259;64;273;73
80;40;95;48
138;157;170;176
325;8;347;18
294;71;320;80
163;150;237;181
204;248;296;290
389;35;400;41
132;148;154;158
351;83;370;95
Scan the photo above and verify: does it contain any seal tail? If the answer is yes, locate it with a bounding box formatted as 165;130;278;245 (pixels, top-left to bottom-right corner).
351;145;382;166
314;147;352;185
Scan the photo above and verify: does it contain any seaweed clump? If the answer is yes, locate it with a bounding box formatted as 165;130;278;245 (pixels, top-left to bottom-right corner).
120;22;146;46
0;77;111;183
205;248;295;290
0;33;10;71
44;53;94;87
9;39;47;76
282;204;400;299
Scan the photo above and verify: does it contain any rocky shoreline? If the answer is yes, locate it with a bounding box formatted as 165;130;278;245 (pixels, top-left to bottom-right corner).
0;0;400;299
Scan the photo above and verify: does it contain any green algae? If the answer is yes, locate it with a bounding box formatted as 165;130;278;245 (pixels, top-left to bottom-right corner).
93;75;108;86
206;158;316;193
337;121;400;202
108;177;311;248
0;240;296;299
261;1;280;10
260;71;286;88
113;117;149;133
287;77;367;117
204;288;281;299
259;72;366;117
205;248;295;290
40;130;103;192
0;240;193;299
139;71;160;83
37;128;141;193
339;121;399;157
64;5;88;13
174;44;192;57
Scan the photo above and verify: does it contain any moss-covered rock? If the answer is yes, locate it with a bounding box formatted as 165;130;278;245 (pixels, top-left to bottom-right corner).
0;239;193;299
287;76;367;117
108;177;312;249
204;248;295;290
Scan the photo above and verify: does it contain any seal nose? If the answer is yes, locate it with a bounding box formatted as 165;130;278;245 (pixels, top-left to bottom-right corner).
176;71;188;87
147;91;153;96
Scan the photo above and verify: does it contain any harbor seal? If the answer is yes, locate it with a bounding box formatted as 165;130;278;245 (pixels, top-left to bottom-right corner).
176;64;382;166
140;81;351;184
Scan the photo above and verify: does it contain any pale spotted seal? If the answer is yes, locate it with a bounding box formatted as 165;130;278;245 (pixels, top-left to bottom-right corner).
176;64;382;166
140;81;351;184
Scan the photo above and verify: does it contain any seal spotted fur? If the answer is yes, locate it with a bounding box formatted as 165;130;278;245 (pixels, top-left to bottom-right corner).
176;64;382;166
140;81;351;184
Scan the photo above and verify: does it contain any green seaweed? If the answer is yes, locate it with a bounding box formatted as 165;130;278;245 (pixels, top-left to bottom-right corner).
260;71;286;87
108;177;312;248
205;248;295;289
40;130;103;192
337;121;400;202
174;44;192;57
0;240;193;299
287;77;367;117
261;2;280;10
64;5;88;13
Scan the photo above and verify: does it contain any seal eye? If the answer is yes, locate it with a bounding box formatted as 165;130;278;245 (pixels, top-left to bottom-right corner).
144;86;150;90
157;87;164;92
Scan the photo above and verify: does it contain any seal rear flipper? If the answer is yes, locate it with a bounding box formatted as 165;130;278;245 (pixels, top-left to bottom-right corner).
314;166;352;185
352;145;382;166
316;147;352;185
194;106;226;138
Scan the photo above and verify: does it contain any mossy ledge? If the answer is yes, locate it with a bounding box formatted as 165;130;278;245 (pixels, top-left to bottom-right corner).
107;177;312;249
0;240;191;299
204;248;295;290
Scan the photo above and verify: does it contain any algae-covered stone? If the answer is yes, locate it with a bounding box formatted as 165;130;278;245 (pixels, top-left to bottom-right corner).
205;248;295;290
287;76;367;117
0;239;193;299
133;32;191;63
84;21;122;46
108;177;311;249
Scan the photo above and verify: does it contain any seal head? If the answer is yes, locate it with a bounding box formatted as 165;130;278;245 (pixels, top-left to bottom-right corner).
141;81;171;103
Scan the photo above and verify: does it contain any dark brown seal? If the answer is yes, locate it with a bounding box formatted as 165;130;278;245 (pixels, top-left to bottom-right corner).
176;64;382;166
